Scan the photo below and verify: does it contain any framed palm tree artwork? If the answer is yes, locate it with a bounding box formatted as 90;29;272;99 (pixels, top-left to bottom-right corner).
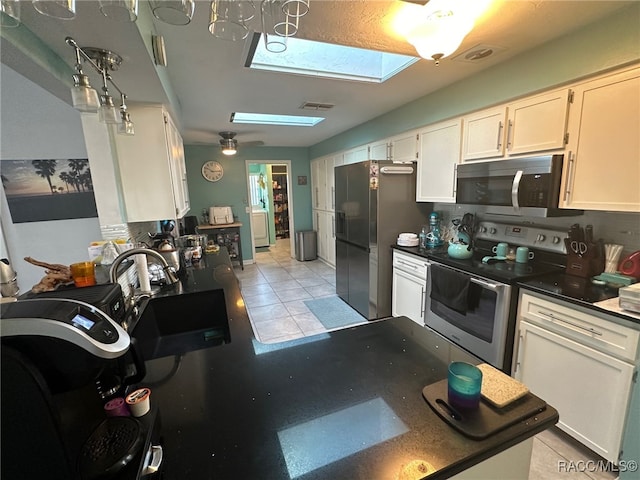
1;158;98;223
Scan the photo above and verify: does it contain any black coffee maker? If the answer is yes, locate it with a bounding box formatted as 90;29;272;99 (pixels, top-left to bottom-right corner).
1;298;146;480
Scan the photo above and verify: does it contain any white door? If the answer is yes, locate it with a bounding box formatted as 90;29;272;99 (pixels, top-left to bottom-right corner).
252;210;269;247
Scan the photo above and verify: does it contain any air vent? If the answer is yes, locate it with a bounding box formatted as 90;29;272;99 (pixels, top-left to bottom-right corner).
300;102;335;111
453;44;506;63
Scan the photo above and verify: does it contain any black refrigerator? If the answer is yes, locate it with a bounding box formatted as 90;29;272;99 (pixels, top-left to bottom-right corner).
335;160;430;320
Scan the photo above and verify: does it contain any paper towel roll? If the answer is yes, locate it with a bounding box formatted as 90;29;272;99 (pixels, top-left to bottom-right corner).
135;254;152;293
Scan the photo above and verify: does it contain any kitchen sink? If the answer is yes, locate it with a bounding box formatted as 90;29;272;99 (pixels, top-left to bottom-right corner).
132;289;231;361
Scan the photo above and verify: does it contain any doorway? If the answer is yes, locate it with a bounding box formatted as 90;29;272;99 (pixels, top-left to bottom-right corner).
245;160;295;259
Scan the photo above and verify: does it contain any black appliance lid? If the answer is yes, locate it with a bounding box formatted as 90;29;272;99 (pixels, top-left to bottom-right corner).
0;298;129;358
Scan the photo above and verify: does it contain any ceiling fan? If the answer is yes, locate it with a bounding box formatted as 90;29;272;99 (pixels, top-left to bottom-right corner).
218;131;264;155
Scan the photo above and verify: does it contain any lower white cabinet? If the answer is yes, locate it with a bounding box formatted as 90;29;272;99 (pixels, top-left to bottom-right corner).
514;291;639;463
392;251;427;325
313;209;335;266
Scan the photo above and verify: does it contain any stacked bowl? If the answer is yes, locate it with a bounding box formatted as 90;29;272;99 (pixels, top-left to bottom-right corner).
397;233;419;247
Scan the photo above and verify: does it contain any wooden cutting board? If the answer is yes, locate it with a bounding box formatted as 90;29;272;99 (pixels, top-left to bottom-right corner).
477;363;529;408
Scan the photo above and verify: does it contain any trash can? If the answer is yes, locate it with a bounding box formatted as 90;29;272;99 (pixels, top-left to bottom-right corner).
295;230;317;261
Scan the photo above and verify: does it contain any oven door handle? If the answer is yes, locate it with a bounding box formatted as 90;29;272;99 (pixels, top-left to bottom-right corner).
511;170;523;210
470;277;504;292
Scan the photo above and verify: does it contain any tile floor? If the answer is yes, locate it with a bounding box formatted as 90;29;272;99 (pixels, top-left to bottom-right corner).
234;238;367;344
234;240;617;480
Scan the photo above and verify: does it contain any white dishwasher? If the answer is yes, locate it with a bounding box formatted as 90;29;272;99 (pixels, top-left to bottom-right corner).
392;250;429;325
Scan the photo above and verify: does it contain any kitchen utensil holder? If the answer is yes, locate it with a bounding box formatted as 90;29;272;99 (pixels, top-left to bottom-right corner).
565;239;603;278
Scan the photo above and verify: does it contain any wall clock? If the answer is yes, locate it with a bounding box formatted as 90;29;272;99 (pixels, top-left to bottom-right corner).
202;161;223;182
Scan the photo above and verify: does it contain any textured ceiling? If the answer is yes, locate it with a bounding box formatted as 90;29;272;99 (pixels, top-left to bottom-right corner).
2;1;634;148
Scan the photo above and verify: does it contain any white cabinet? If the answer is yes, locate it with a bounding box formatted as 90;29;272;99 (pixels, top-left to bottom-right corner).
389;131;419;163
462;89;570;161
310;157;327;210
343;146;368;165
313;209;335;265
416;119;462;203
505;89;570;155
326;154;342;212
461;107;506;161
392;251;428;325
113;105;190;222
514;291;640;463
561;67;640;212
368;139;389;160
368;133;418;163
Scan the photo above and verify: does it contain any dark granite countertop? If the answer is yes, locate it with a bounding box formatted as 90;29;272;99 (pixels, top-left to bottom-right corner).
130;250;558;479
392;245;639;327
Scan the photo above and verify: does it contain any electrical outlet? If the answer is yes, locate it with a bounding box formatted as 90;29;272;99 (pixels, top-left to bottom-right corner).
245;206;250;213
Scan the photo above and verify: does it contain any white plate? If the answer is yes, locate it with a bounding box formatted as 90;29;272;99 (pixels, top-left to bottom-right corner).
398;232;418;239
397;239;419;247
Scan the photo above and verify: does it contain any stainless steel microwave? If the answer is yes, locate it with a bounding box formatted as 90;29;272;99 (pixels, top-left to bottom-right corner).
455;155;583;217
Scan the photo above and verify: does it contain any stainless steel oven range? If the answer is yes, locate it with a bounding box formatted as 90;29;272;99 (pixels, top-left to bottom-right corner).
424;221;568;372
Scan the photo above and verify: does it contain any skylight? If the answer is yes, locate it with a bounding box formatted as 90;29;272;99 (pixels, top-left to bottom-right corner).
231;112;324;127
248;34;419;83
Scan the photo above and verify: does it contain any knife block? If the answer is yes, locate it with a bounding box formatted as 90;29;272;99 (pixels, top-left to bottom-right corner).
565;240;603;278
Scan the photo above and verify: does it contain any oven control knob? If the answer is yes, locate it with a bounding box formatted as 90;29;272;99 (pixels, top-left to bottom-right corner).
479;226;487;233
536;234;546;242
553;236;561;244
489;228;497;234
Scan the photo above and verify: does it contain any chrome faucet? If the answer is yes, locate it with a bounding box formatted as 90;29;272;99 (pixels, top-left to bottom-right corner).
109;247;180;286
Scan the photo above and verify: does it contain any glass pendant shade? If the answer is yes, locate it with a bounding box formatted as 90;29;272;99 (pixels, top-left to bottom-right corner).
282;0;308;18
209;0;255;41
32;0;76;19
99;0;138;22
1;0;20;27
71;75;100;113
98;95;121;124
150;0;194;25
118;113;135;135
407;11;474;61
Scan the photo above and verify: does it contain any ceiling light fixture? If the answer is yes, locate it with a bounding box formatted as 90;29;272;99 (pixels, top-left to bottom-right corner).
149;0;194;25
32;0;76;19
219;131;238;155
400;0;490;65
98;0;139;22
66;37;134;133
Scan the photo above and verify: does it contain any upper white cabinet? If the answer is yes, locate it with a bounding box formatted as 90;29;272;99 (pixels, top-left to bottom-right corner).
506;89;571;155
461;107;506;161
561;67;640;212
368;132;419;163
416;119;462;203
113;105;190;222
389;131;419;163
368;139;389;160
462;89;571;161
343;146;368;165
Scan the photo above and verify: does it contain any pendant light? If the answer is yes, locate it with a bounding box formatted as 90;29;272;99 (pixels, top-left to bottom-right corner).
1;0;20;27
32;0;76;19
66;38;134;133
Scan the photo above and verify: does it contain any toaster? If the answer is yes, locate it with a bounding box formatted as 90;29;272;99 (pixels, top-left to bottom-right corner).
209;206;234;225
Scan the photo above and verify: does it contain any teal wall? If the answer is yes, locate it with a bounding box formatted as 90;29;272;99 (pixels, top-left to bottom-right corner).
309;2;640;159
184;145;310;261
